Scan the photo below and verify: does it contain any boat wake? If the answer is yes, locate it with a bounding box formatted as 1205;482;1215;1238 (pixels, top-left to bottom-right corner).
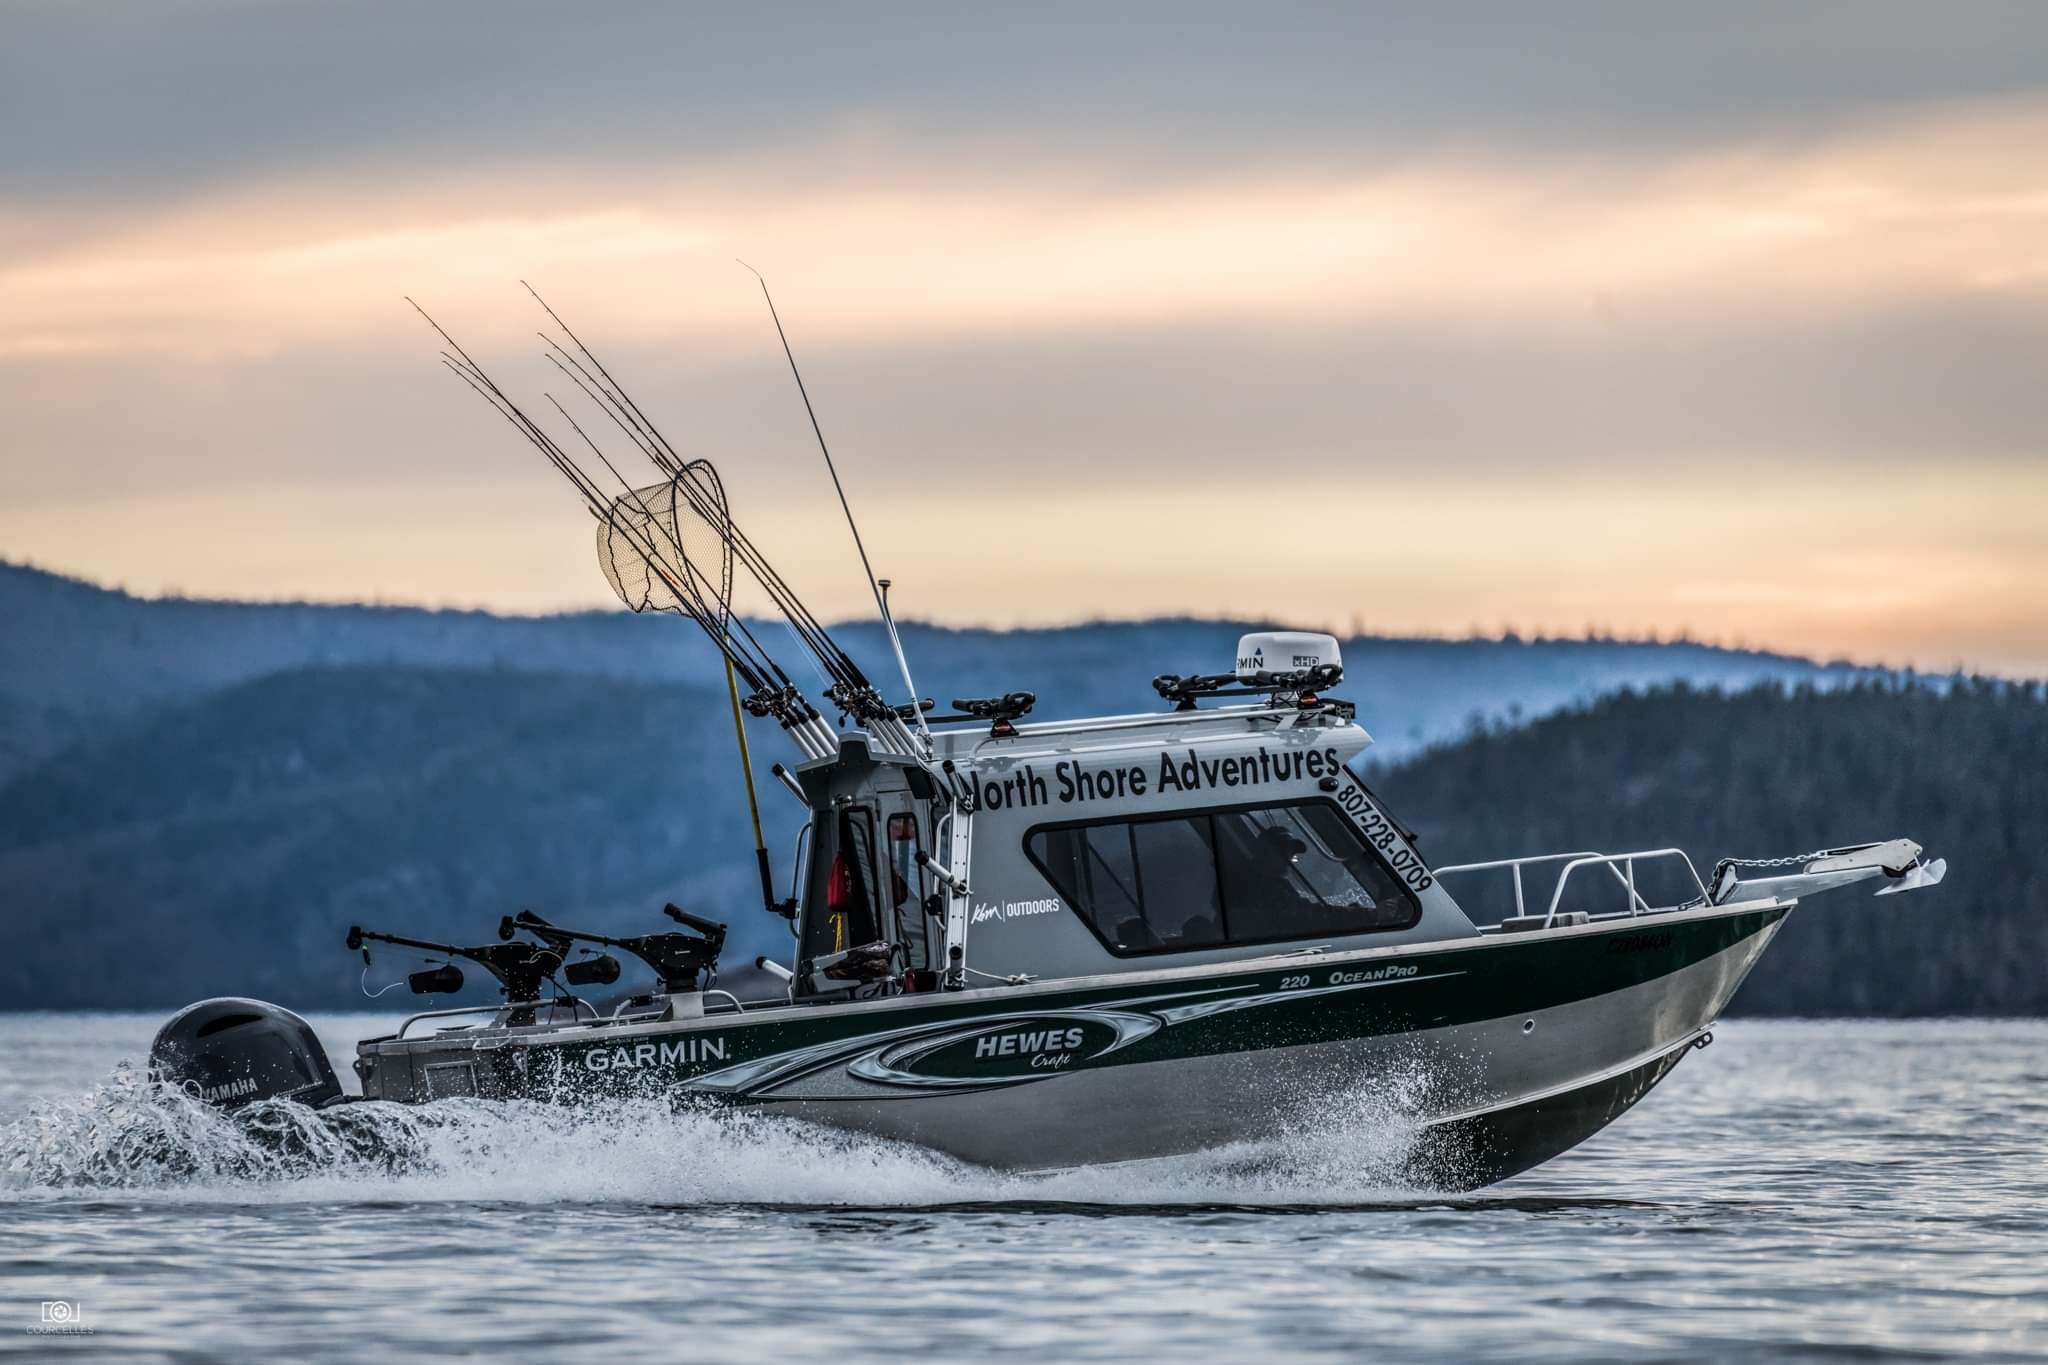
0;1060;1468;1208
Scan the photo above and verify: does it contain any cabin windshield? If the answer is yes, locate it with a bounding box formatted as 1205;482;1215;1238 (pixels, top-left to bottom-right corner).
1026;799;1421;955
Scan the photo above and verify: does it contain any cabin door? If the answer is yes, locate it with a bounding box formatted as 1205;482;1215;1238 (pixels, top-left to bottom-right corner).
796;796;938;994
813;806;882;957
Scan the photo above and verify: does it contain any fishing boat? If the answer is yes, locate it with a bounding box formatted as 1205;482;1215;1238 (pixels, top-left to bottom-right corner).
151;287;1948;1189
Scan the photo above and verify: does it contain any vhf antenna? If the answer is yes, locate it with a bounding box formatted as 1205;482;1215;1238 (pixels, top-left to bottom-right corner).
739;260;932;752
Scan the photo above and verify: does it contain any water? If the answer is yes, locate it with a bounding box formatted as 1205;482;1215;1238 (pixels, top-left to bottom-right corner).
1;1015;2042;1362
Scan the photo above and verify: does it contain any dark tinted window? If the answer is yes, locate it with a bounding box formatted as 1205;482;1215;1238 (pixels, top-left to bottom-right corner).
1215;804;1416;937
1029;819;1224;953
1132;818;1226;949
1026;801;1420;956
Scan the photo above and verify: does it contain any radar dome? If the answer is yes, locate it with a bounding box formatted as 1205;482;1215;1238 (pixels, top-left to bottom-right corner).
1234;631;1343;684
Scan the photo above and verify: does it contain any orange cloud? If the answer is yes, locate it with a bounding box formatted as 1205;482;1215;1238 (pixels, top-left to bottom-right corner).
4;100;2048;360
4;100;2047;675
10;455;2046;674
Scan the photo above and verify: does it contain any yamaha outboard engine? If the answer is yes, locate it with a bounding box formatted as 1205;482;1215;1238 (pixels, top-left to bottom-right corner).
150;998;346;1110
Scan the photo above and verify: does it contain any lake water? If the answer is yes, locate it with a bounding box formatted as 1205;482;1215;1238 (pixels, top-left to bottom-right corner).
1;1014;2042;1362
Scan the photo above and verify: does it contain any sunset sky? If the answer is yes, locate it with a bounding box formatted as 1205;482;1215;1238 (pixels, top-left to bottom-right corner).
4;3;2046;672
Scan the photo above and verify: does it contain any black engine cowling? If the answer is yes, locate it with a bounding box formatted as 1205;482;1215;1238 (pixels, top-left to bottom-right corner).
150;998;345;1110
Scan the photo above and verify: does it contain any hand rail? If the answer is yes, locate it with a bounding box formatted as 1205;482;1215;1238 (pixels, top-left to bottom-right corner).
396;1004;501;1039
1543;849;1708;926
395;996;598;1040
1435;848;1709;927
1434;851;1605;922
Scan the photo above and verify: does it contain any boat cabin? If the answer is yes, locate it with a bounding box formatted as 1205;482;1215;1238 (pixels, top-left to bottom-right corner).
782;632;1478;1001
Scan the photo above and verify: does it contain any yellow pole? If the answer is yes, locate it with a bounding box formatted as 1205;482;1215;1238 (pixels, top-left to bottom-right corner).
724;658;776;917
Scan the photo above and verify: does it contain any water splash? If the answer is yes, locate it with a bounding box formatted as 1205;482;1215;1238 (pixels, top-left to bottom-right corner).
0;1057;1456;1207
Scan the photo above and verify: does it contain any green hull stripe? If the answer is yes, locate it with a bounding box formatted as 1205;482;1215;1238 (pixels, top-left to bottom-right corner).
435;908;1783;1100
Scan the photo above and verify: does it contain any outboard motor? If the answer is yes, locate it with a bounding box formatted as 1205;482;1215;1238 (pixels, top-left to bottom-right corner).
150;998;346;1111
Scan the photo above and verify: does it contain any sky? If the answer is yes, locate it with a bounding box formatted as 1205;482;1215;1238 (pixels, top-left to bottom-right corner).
2;2;2046;673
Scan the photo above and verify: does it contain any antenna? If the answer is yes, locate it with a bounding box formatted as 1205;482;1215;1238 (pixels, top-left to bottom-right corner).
738;260;931;750
412;288;930;762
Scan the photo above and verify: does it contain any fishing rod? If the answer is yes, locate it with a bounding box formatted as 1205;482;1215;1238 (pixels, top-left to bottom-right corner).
540;347;840;663
520;282;887;709
549;402;838;765
416;302;808;714
414;292;924;757
438;350;765;685
527;311;869;698
560;430;797;700
543;396;744;635
536;393;858;756
420;306;857;762
523;282;676;480
737;261;933;751
528;306;877;702
550;359;866;700
525;299;926;751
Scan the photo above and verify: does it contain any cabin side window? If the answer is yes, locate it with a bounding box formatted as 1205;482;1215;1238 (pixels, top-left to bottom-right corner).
1025;800;1420;955
886;809;934;974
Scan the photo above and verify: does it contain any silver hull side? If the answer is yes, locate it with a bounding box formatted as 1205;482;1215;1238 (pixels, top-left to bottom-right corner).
754;913;1785;1181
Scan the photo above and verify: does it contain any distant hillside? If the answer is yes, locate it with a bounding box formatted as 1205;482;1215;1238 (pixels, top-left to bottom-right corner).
1373;679;2048;1016
0;665;2034;1012
0;667;795;1009
0;560;1886;781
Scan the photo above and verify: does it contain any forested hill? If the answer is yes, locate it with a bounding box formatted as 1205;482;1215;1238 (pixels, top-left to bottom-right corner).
0;559;1883;779
1372;679;2048;1016
0;667;782;1010
0;664;2035;1013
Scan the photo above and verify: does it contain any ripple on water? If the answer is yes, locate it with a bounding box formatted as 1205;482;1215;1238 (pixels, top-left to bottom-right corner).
0;1018;2043;1363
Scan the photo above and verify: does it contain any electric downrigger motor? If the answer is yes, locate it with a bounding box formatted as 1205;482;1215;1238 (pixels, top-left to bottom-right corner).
345;924;567;1027
500;905;726;999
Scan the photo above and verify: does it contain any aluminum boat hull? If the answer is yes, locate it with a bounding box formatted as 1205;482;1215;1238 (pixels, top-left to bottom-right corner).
356;900;1789;1188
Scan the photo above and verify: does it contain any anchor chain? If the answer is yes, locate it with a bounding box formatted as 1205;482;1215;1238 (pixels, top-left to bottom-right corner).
1705;848;1840;904
1717;849;1837;870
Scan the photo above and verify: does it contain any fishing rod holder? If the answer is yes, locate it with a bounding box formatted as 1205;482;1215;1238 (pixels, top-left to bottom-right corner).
939;692;1036;736
663;902;729;945
768;763;810;809
1152;665;1345;711
913;850;967;897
